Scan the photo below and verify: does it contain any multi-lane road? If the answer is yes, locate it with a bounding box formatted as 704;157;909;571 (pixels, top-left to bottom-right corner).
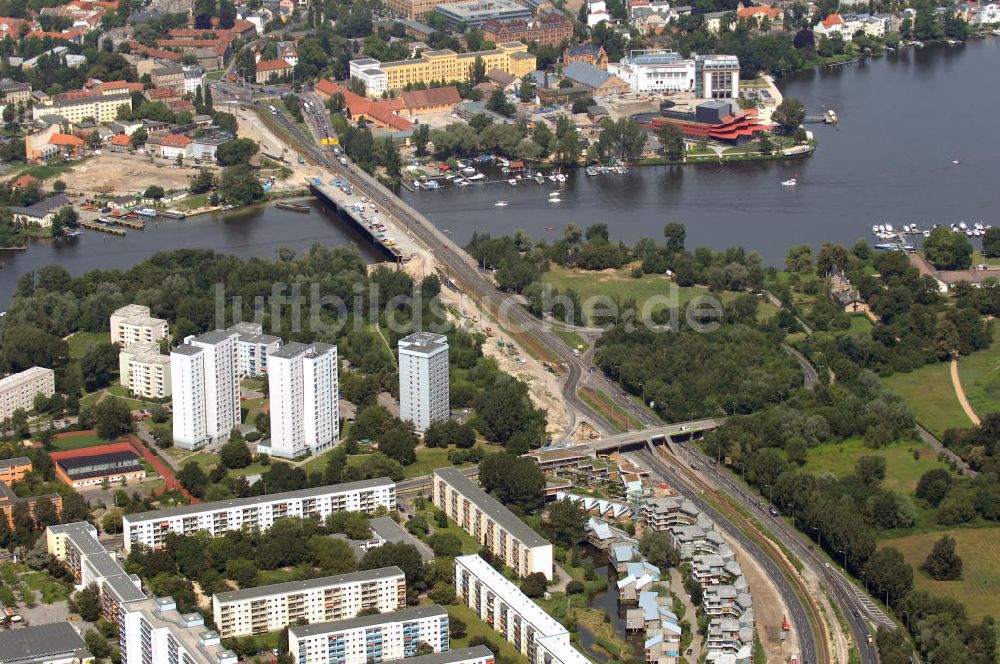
213;81;889;662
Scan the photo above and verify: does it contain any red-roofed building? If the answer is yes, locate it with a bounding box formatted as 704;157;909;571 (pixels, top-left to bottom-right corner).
0;17;30;38
110;133;132;152
399;86;462;116
128;41;182;62
314;79;413;132
51;442;145;489
96;80;144;95
144;86;182;103
12;174;38;189
158;134;192;159
255;58;294;83
25;28;86;43
815;12;846;38
481;14;574;46
49;133;86;156
736;4;781;25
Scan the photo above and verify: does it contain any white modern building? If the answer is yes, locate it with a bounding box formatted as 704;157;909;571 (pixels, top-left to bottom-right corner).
110;304;169;347
348;58;389;97
694;54;740;99
608;50;696;93
213;567;407;638
46;522;238;664
289;605;450;664
434;467;552;580
227;322;282;377
122;478;395;552
455;555;590;664
0;366;55;421
119;342;172;399
258;341;339;459
398;332;449;433
170;330;240;450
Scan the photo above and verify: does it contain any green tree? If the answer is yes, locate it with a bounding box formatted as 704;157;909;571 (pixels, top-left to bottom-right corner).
923;226;972;270
519;77;534;103
486;89;515;118
861;547;912;607
94;397;135;440
178;462;209;498
144;185;165;200
520;572;547;597
73;584;102;621
216;138;259;166
983;227;1000;258
471;56;486;84
478;452;545;513
34;496;59;528
855;456;886;485
81;341;119;391
413;124;431;157
220;439;252;469
640;530;679;569
226;558;260;588
922;535;962;580
545;498;587;546
219;165;264;205
360;542;424;585
426;533;462;557
771;98;806;133
657;123;685;161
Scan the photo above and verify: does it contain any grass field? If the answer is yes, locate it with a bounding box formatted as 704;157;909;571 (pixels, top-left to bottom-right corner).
972;251;1000;267
803;438;951;494
402;446;465;479
882;361;971;438
539;266;778;323
66;331;107;359
555;329;588;351
847;314;873;333
437;601;528;663
957;327;1000;419
882;527;1000;621
49;433;108;451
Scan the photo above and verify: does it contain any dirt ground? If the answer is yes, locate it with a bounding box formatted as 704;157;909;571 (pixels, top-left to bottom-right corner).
61;152;207;197
236;107;324;190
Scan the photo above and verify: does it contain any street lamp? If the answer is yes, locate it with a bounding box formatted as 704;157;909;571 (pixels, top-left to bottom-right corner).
812;526;821;550
837;548;847;570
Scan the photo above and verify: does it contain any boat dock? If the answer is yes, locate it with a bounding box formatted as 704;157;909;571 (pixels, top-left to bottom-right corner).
80;219;126;236
101;216;145;229
308;179;404;261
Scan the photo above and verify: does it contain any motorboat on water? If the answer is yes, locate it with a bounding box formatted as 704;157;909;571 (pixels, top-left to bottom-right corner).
508;178;517;186
548;174;558;182
586;166;598;176
781;178;797;186
535;174;545;184
467;173;485;181
555;173;566;182
548;191;561;198
494;201;508;207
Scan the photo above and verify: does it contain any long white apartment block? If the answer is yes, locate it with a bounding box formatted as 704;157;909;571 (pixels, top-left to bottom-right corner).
110;304;169;346
46;522;238;664
122;478;395;552
119;342;172;399
455;555;589;664
171;330;240;450
433;467;552;580
213;567;406;639
227;322;282;378
289;605;450;664
0;366;55;421
259;341;339;459
398;332;449;432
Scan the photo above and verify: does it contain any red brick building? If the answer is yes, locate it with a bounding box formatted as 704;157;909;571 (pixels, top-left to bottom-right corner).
481;14;573;47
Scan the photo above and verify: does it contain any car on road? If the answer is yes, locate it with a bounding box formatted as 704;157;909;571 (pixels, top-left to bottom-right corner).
678;425;692;431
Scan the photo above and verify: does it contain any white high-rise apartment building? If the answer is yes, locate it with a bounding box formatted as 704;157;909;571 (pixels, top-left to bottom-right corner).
0;366;55;421
259;341;339;459
227;322;282;378
398;332;449;433
110;304;169;347
289;605;450;664
119;342;172;399
170;330;240;450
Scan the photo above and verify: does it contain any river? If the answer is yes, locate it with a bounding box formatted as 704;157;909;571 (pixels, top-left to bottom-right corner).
1;38;997;308
400;38;1000;263
0;198;382;308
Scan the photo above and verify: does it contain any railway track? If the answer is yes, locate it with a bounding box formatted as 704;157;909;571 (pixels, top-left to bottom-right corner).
637;446;831;664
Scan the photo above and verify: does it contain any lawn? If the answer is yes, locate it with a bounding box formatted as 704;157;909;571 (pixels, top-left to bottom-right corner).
554;329;588;352
803;438;951;494
403;446;468;479
66;331;107;359
415;506;482;555
179;193;210;210
21;571;70;604
48;433;108;451
847;314;873;333
882;361;970;439
972;251;1000;267
540;266;718;322
882;527;1000;621
957;326;1000;419
227;462;270;478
